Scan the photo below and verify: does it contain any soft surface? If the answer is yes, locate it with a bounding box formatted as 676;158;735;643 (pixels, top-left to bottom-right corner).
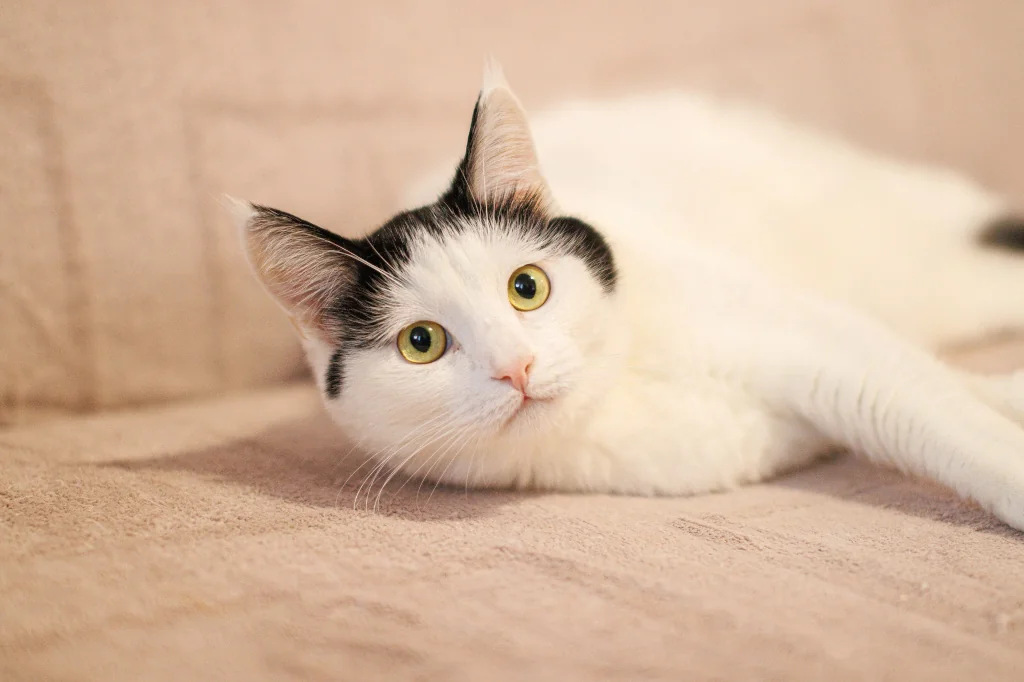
5;1;1024;678
3;362;1024;681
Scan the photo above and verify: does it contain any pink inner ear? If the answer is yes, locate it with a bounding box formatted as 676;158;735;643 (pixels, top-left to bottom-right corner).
466;86;553;211
240;206;353;342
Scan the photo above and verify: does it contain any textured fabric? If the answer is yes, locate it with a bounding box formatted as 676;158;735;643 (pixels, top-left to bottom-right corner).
2;0;1024;422
4;3;1024;678
2;358;1024;681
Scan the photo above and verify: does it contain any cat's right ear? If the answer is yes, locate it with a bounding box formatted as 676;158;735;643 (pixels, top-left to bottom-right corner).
446;58;553;211
228;198;354;342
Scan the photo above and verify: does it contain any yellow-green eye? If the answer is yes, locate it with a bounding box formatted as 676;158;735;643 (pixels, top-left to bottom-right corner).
508;264;550;312
397;321;448;364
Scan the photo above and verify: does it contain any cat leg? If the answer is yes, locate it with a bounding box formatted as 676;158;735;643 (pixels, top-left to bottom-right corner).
681;227;1024;527
727;307;1024;531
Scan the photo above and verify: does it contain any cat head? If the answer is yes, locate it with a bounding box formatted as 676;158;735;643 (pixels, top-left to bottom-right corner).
234;61;624;488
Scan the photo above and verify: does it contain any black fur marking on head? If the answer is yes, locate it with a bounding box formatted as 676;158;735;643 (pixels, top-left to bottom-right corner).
542;216;617;291
248;203;448;398
323;203;457;354
270;91;619;397
978;214;1024;251
324;347;344;399
441;186;618;293
303;189;616;398
439;94;482;212
436;92;617;291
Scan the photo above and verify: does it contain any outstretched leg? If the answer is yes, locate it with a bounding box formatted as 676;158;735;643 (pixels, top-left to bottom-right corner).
697;272;1024;531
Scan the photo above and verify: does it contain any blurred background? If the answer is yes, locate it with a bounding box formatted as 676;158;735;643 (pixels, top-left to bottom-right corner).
2;0;1023;424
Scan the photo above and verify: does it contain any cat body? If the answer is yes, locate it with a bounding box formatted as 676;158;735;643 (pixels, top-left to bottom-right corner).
406;90;1022;349
235;62;1024;530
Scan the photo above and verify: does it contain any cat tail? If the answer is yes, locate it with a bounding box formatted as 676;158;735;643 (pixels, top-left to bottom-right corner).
746;305;1024;531
978;215;1024;252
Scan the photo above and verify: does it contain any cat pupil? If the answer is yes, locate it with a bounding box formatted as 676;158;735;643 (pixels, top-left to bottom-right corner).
514;273;537;299
410;326;431;352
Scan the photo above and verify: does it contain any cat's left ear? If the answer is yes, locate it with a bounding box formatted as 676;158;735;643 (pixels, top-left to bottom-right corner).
228;198;356;343
450;58;553;210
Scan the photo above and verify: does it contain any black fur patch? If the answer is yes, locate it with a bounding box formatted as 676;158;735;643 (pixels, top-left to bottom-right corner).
438;94;482;212
438;94;617;291
978;214;1024;251
324;347;344;399
323;203;457;353
263;92;619;398
543;216;617;291
301;190;616;397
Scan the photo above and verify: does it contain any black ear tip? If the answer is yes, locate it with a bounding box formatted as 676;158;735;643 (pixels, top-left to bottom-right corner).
978;214;1024;251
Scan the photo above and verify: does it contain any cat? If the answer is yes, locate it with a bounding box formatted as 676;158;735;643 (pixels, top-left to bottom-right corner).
231;60;1024;530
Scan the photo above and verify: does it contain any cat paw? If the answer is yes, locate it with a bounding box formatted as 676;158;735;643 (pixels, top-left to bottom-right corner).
982;464;1024;532
991;492;1024;533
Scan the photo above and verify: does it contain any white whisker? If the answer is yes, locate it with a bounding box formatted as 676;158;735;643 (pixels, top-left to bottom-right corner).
304;230;403;288
344;413;448;508
374;420;464;512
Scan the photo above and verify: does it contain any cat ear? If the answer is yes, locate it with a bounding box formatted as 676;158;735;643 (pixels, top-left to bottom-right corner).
228;198;354;342
453;58;553;209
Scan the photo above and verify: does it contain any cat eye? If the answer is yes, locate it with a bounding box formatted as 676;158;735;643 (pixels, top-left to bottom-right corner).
397;321;448;364
507;264;550;312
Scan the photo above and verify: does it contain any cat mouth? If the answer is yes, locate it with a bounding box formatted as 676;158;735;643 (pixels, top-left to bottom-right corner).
501;394;553;429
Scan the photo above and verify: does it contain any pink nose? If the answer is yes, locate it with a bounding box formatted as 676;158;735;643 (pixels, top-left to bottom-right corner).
493;355;534;393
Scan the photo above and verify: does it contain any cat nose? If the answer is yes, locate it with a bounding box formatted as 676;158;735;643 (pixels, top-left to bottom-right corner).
492;355;534;393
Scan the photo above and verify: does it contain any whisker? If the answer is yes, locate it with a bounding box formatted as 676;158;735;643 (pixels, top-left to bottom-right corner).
361;430;425;512
409;419;473;499
394;426;463;503
305;231;403;287
414;424;476;505
463;433;486;497
425;432;476;507
332;436;369;508
363;413;460;510
373;421;463;512
364;237;405;287
344;413;447;508
414;430;475;512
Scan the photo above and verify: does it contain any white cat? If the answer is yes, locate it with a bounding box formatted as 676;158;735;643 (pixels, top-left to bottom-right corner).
233;61;1024;530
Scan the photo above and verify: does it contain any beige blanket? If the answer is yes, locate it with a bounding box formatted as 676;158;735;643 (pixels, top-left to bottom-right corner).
4;1;1024;679
3;376;1023;681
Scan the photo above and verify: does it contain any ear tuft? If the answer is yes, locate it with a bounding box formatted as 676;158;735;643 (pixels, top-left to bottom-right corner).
223;194;257;232
481;55;510;98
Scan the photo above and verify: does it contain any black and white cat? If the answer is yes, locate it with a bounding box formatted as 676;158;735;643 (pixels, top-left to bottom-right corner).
233;61;1024;529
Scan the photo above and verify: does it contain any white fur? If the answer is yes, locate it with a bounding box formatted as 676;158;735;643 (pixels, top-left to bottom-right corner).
407;91;1023;348
241;75;1024;530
